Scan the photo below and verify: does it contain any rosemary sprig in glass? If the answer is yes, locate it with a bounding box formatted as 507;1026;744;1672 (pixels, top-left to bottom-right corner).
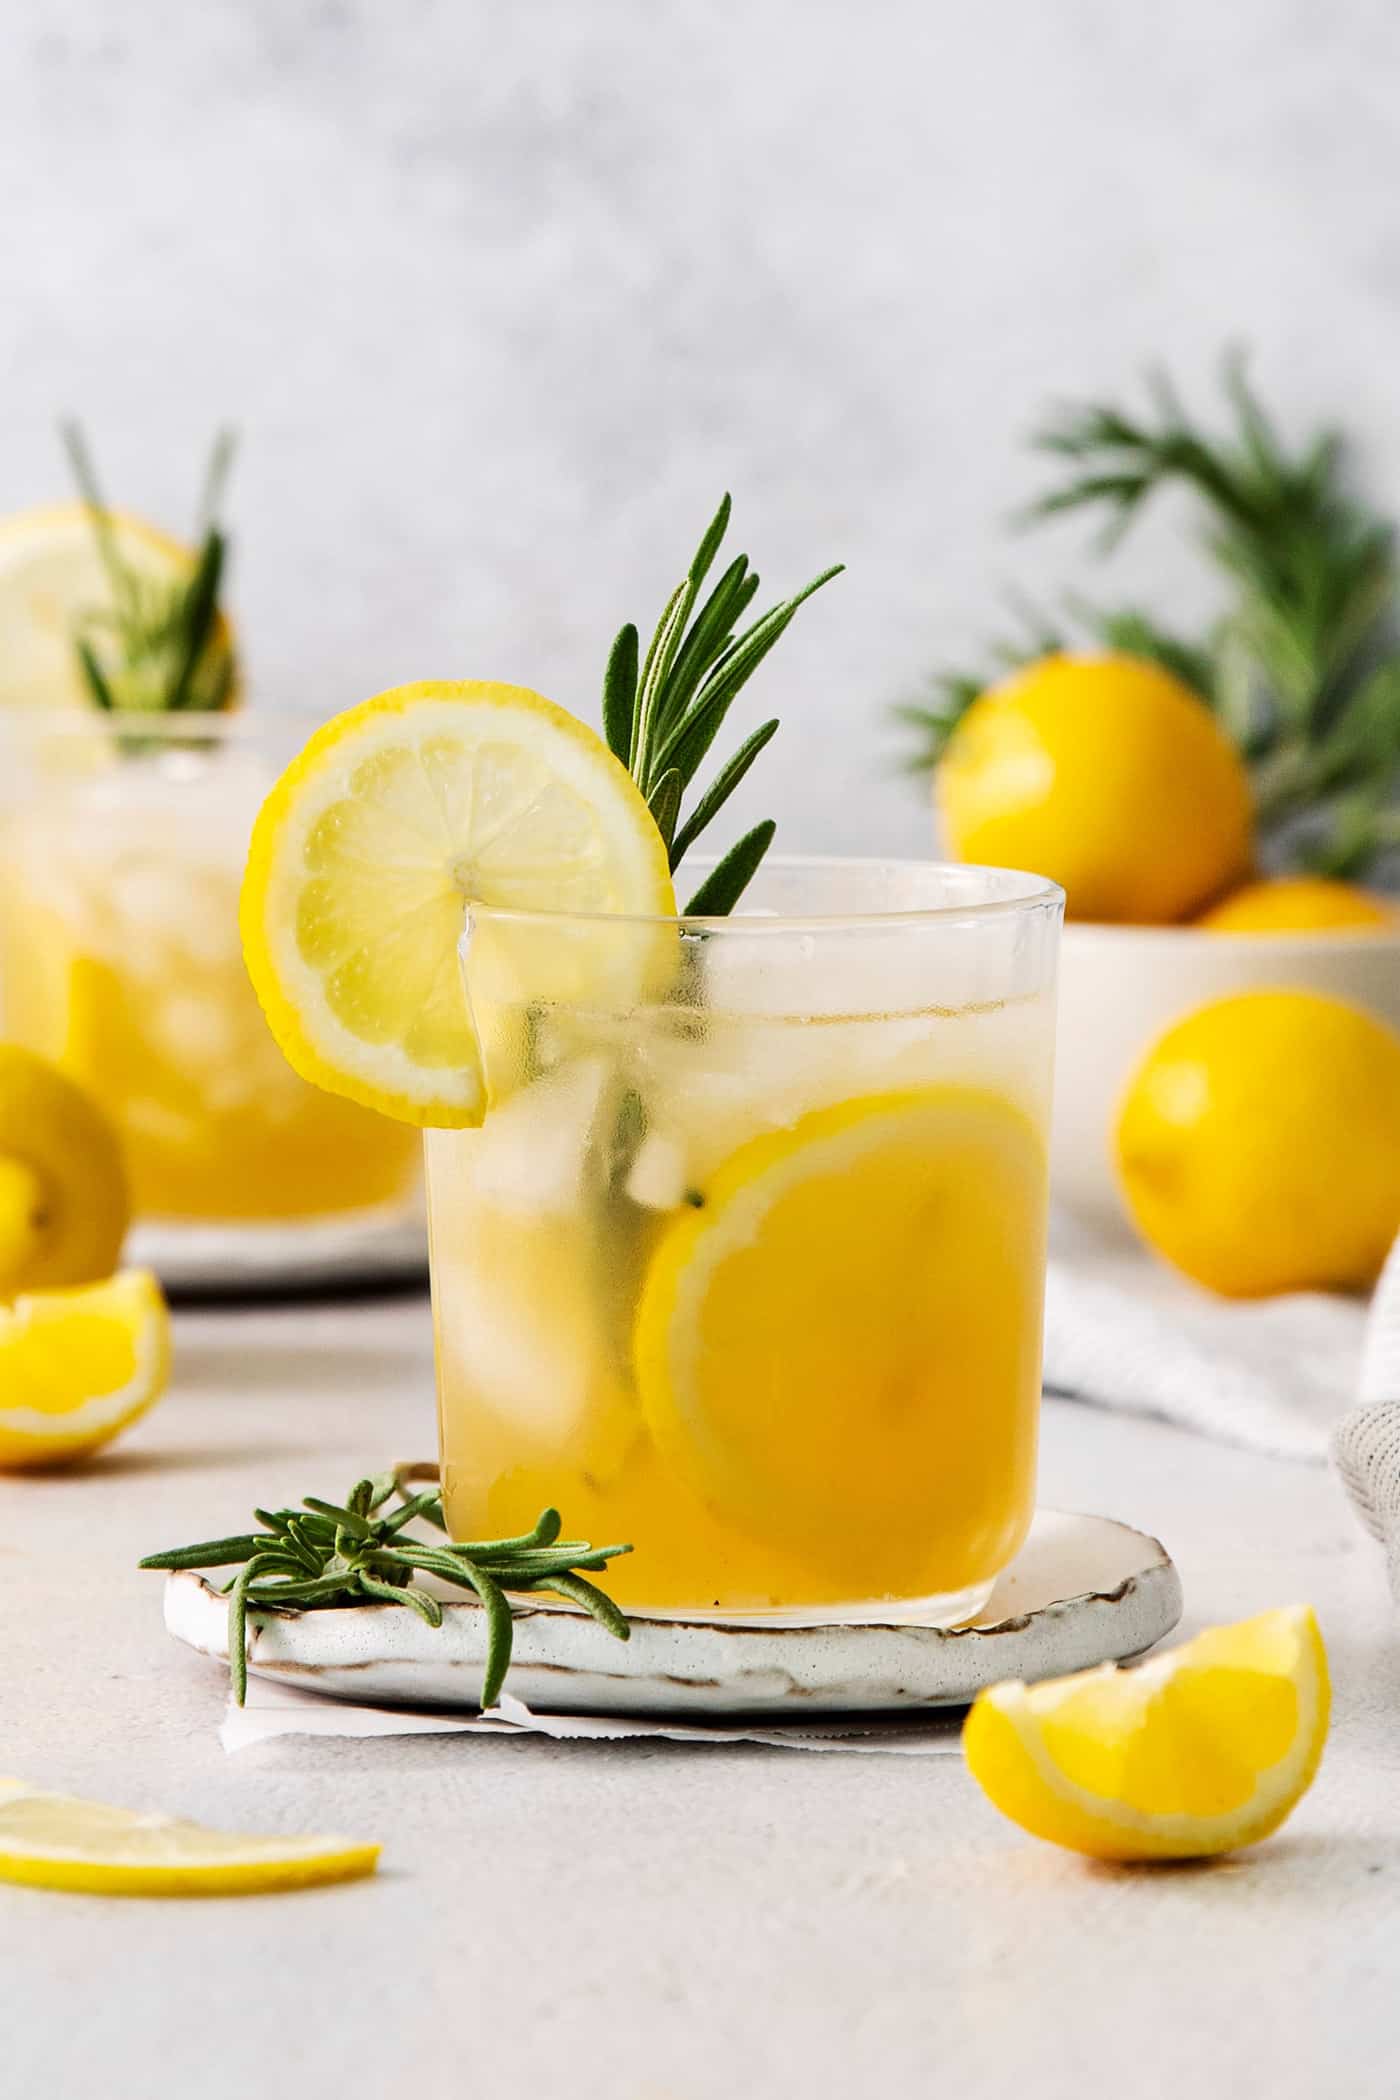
604;494;842;913
62;420;239;714
139;1471;631;1708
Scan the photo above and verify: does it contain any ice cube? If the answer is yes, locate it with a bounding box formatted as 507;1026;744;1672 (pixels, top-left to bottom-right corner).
467;1056;612;1217
624;1128;690;1211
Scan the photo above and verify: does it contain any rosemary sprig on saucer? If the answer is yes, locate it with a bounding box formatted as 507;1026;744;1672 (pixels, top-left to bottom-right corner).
140;1471;631;1708
63;420;239;714
604;494;842;912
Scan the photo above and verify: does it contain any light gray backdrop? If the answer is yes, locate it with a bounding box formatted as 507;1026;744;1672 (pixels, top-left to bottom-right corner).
5;0;1397;853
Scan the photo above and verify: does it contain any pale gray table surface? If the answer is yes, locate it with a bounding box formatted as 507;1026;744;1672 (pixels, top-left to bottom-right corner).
4;1294;1397;2100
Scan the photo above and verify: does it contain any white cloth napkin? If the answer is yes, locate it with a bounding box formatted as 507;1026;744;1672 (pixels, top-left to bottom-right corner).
1332;1234;1400;1597
1043;1217;1367;1465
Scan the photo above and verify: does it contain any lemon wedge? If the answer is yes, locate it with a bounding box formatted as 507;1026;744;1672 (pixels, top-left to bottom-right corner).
0;1045;130;1296
240;681;676;1127
0;1779;378;1896
0;1269;170;1471
963;1605;1330;1860
633;1087;1046;1591
0;503;237;711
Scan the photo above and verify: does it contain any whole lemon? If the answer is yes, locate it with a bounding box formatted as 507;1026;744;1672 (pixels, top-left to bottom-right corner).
1116;990;1400;1297
1198;876;1396;935
0;1045;130;1295
937;653;1253;923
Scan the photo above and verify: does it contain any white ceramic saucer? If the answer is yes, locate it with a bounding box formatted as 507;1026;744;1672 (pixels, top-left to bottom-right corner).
165;1508;1181;1719
128;1210;428;1299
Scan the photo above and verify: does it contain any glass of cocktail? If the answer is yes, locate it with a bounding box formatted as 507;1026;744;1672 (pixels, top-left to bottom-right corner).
426;857;1061;1617
232;499;1062;1630
0;711;422;1237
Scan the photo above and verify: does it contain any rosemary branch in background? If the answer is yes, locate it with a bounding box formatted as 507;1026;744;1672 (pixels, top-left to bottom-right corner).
902;357;1400;877
63;421;239;714
139;1472;632;1708
603;495;843;913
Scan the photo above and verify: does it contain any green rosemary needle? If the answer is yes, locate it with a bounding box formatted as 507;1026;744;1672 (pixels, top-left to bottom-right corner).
62;420;239;715
604;494;843;912
140;1471;632;1709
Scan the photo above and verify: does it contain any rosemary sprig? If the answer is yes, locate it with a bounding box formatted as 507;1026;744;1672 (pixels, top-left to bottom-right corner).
605;495;842;912
62;421;239;715
140;1471;632;1709
901;356;1400;876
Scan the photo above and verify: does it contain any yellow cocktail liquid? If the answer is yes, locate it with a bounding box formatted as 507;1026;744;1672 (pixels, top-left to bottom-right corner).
0;788;418;1224
428;993;1049;1616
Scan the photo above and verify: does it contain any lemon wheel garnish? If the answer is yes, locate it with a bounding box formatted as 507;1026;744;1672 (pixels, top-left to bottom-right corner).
633;1087;1046;1575
0;1270;170;1472
964;1605;1330;1860
0;1779;378;1897
240;682;676;1128
0;1045;130;1296
0;503;237;711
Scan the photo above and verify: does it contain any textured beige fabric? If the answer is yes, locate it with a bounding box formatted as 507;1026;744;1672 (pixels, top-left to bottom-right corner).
1333;1235;1400;1598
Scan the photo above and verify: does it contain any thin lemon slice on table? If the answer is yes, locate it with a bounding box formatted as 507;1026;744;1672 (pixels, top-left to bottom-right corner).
0;503;237;710
0;1270;170;1471
964;1605;1330;1860
0;1779;378;1896
634;1087;1047;1594
0;1046;131;1295
240;681;676;1127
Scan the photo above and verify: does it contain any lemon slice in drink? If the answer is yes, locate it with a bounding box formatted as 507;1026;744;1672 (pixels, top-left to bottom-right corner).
0;1270;170;1471
634;1087;1046;1587
0;504;237;710
0;1779;378;1896
963;1605;1330;1860
240;681;676;1127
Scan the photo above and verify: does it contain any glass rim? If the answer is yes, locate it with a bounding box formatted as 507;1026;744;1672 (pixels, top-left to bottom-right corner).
0;703;321;742
468;856;1065;936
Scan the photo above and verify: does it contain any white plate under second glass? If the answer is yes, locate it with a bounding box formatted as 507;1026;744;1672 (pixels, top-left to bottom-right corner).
129;1208;428;1299
165;1509;1182;1719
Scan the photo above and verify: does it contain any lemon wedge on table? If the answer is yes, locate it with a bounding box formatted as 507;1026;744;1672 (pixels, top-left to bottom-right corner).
0;1045;131;1296
964;1606;1330;1861
0;504;237;711
0;1270;170;1471
0;1780;378;1897
240;680;676;1128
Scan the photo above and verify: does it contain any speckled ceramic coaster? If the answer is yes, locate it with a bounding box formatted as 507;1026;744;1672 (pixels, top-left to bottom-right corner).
166;1508;1181;1721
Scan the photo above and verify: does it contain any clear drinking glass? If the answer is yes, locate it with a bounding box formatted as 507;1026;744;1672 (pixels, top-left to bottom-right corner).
426;858;1062;1620
0;711;422;1235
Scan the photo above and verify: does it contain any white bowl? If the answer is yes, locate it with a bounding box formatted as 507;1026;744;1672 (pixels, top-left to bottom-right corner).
1052;922;1400;1235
